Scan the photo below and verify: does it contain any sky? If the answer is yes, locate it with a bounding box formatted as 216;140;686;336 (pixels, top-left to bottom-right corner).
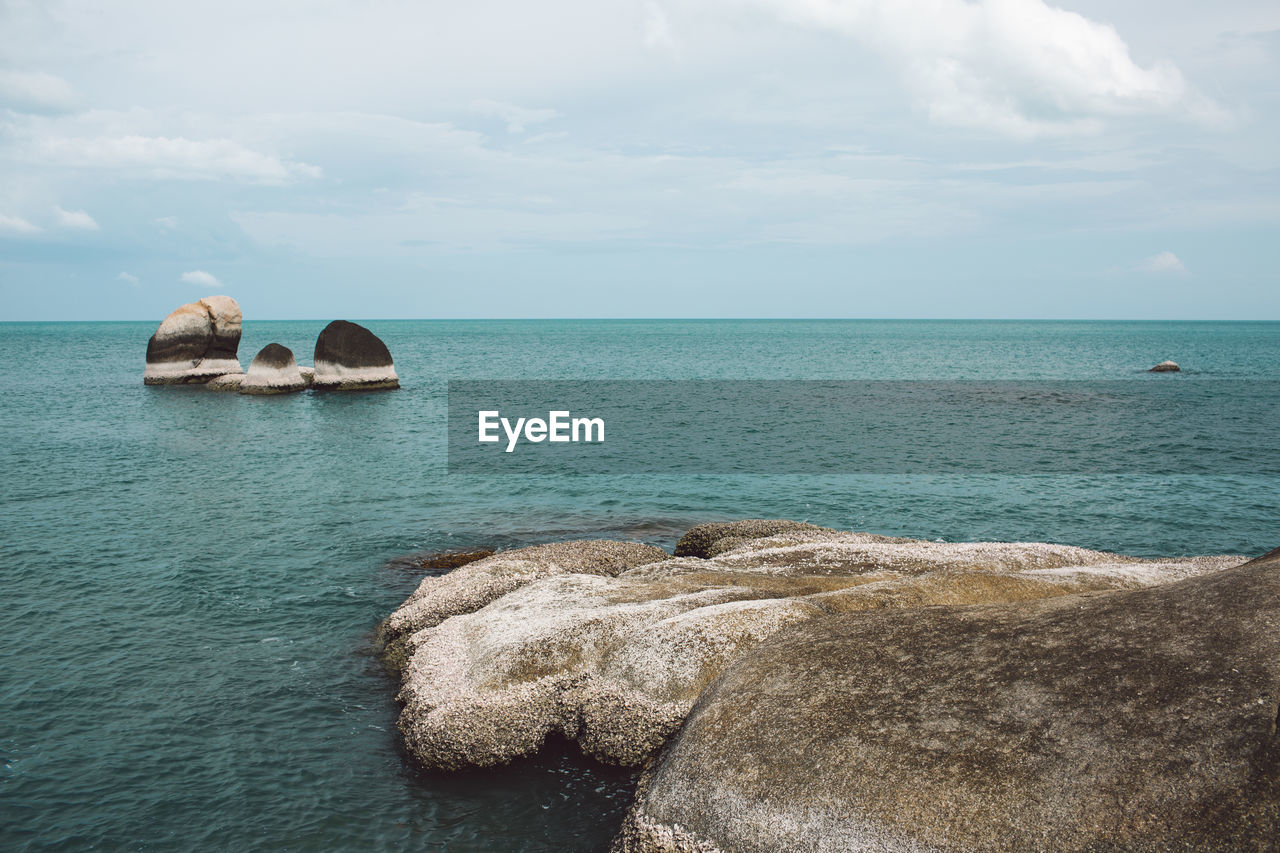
0;0;1277;320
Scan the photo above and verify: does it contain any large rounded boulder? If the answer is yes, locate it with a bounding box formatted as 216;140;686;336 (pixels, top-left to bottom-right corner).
239;343;307;395
618;546;1280;852
312;320;399;390
143;295;243;384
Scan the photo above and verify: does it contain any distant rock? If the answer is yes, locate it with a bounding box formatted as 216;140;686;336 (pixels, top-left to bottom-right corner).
312;321;399;390
619;545;1280;853
1150;360;1181;372
239;343;307;395
205;373;244;392
143;295;243;384
383;523;1244;773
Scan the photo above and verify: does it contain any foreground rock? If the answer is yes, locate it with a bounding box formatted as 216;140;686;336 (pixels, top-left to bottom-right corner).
673;519;827;558
143;295;243;384
239;343;307;395
619;546;1280;853
1150;360;1181;372
384;522;1245;773
313;320;399;390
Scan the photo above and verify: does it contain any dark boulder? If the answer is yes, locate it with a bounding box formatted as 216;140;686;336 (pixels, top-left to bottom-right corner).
312;320;399;390
1150;360;1181;372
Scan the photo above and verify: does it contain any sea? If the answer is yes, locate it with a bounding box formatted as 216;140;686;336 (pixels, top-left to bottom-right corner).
2;319;1278;851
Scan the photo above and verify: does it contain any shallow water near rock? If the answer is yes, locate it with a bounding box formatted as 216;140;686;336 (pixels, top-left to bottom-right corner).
2;319;1279;851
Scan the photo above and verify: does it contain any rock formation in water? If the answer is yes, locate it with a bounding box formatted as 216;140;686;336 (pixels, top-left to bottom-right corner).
1150;360;1181;372
205;373;244;392
239;343;308;395
618;545;1280;853
312;320;399;390
382;522;1246;775
143;295;243;384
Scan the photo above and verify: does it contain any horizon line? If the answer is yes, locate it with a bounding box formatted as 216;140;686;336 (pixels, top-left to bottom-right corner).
4;317;1280;324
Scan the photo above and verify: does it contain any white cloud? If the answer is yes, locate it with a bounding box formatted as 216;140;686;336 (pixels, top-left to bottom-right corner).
54;206;99;230
118;271;140;286
0;70;77;114
748;0;1200;137
0;214;42;235
1139;250;1188;274
470;100;560;134
643;2;677;52
154;216;180;229
181;270;223;287
34;135;321;184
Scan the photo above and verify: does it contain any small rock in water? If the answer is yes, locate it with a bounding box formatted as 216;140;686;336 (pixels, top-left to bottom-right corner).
239;343;307;395
143;295;243;384
312;320;399;391
1149;360;1181;372
205;373;244;392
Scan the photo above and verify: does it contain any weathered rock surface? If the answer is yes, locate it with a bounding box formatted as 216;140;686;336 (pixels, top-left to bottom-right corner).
205;373;244;391
619;546;1280;853
239;343;307;395
408;549;496;573
381;540;669;652
385;523;1245;776
673;520;829;558
312;320;399;390
143;295;243;384
1150;360;1181;372
297;365;316;387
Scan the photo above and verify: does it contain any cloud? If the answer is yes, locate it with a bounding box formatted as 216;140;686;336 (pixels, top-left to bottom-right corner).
54;206;100;230
749;0;1200;137
643;2;677;52
180;270;223;287
34;135;321;184
154;216;180;229
0;214;42;235
1139;251;1188;274
118;271;140;286
0;70;77;114
470;100;560;134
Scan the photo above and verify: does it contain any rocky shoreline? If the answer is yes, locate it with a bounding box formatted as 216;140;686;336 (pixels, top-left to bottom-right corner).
379;521;1280;851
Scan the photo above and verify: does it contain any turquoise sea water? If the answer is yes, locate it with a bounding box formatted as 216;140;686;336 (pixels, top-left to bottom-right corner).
2;319;1279;851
